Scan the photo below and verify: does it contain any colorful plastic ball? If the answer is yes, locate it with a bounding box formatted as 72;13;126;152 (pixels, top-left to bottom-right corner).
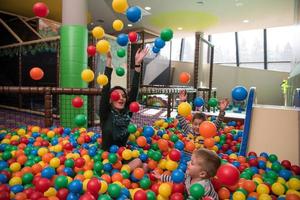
169;149;181;161
0;174;7;184
174;141;184;150
75;157;85;168
87;45;96;56
146;191;156;200
218;187;230;199
189;183;205;199
110;90;120;101
128;31;138;42
54;176;68;189
11;184;24;194
171;169;185;183
291;165;300;175
271;182;285;196
74;114;87;127
143;126;154;137
152;46;160;54
32;2;49;17
154;37;166;49
35;177;51;192
96;39;110;54
97;74;108;86
133;190;147;200
108;183;121;198
113;19;124;31
117;48;126;58
178;102;192;117
108;153;118;164
232;86;248;101
216;164;240;186
232;191;246;200
199;121;217;138
159;183;172;198
92;26;105;39
133;168;144;179
122;149;132;160
10;162;21;172
41;167;55;179
194;97;205;107
112;0;128;13
72;96;84;108
136;136;147;147
129;102;140;112
87;178;101;194
208;98;218;107
160;28;173;41
256;183;270;195
30;67;44;80
68;180;83;193
279;169;292;180
179;72;190;84
204;137;215;148
140;177;151;189
288;178;300;190
116;67;125;76
117;34;129;46
127;124;137;134
81;69;94;82
126;6;142;23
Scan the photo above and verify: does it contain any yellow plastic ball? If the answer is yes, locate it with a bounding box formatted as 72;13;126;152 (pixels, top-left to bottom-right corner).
112;19;124;31
271;182;285;196
82;155;91;162
288;177;300;190
83;179;90;191
129;134;136;142
258;194;272;200
31;126;40;132
112;0;128;13
158;159;167;169
97;74;108;86
121;164;131;173
277;177;286;184
50;157;60;168
157;194;168;200
134;131;141;137
81;69;95;82
67;176;72;184
158;183;172;197
178;102;192;117
162;134;169;140
165;160;178;171
54;145;62;152
38;147;48;156
214;135;220;142
232;191;246;200
1;139;10;144
131;150;140;158
253;177;263;184
10;162;21;172
84;170;93;179
122;149;132;160
47;130;55;138
96;40;110;54
92;26;105;39
99;180;108;193
211;145;219;152
44;187;57;197
162;122;169;128
9;177;22;186
229;153;238;160
11;135;19;141
257;184;270;195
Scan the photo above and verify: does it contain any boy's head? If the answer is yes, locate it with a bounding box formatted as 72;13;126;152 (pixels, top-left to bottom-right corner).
192;113;207;133
109;86;128;111
187;148;221;179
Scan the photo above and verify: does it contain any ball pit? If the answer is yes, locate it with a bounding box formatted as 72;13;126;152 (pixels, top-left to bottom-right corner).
0;117;299;200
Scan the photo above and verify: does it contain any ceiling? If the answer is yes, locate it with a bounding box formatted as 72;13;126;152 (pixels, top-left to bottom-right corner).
0;0;298;37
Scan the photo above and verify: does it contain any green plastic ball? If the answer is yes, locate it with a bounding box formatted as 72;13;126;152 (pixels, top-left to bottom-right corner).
160;28;173;41
74;114;87;127
146;191;156;200
208;98;218;107
107;183;121;198
189;183;205;199
22;173;34;184
55;176;68;189
127;124;137;133
98;194;112;200
115;67;125;76
64;159;75;168
108;153;118;164
140;177;151;189
117;48;126;58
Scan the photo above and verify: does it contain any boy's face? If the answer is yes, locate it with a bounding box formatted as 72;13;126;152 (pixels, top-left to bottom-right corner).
187;155;206;178
192;118;203;134
111;89;126;110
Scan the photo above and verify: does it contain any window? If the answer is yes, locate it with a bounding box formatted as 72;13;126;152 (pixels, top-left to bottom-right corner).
170;38;181;61
267;26;294;72
202;34;209;64
211;32;236;64
238;29;264;69
182;37;195;62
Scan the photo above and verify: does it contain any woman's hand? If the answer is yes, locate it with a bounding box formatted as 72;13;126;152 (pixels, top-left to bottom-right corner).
179;90;187;102
134;47;149;72
106;51;112;68
219;98;229;112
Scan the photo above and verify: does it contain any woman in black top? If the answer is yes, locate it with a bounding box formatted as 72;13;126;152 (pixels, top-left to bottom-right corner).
100;48;149;150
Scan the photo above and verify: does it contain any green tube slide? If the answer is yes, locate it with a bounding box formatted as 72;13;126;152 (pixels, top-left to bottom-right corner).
60;25;88;128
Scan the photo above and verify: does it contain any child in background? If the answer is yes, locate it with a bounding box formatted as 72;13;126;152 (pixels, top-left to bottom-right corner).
100;48;149;150
153;148;221;199
177;90;229;137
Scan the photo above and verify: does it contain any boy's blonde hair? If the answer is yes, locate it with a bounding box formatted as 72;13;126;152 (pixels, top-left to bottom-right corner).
194;148;221;178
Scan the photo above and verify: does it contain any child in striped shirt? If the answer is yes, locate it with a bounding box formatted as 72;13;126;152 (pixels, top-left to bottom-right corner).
153;148;221;199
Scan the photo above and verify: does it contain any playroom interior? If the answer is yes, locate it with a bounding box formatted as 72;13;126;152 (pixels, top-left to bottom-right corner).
0;0;300;199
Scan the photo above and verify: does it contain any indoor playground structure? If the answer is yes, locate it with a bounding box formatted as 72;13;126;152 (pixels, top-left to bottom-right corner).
0;0;300;200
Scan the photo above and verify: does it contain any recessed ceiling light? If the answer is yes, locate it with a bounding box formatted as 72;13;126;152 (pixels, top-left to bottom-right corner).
127;24;133;27
243;19;249;23
144;6;151;10
177;27;183;30
196;1;204;4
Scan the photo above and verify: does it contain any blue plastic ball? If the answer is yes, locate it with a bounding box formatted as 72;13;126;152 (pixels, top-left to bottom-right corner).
103;163;113;172
171;169;185;183
258;160;266;169
117;34;129;46
152;46;160;53
11;184;24;193
232;86;248;101
279;169;292;180
143;126;154;137
0;174;7;183
41;167;56;179
110;145;119;153
126;6;142;23
194;97;205;107
154;37;165;49
68;180;82;193
174;141;184;150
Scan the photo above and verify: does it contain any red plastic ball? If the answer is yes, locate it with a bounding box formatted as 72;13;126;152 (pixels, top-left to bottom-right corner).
291;165;300;175
87;178;101;194
129;102;140;113
281;160;291;169
64;143;73;151
29;191;43;200
30;67;44;80
134;190;147;200
79;192;96;200
169;149;181;161
87;45;96;56
35;177;51;192
75;157;85;168
150;183;160;195
110;90;120;101
172;183;185;193
170;193;184;200
72;97;84;108
216;164;240;186
57;188;69;200
128;31;138;42
33;2;49;17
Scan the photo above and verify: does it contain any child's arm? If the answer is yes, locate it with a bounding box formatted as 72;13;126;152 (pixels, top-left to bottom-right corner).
214;98;229;129
177;90;193;136
99;52;112;122
128;48;149;105
152;171;172;182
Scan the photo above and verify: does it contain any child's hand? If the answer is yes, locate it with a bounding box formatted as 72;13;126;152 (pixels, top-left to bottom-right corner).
152;171;161;179
179;90;187;102
106;51;112;68
135;47;149;66
219;98;229;112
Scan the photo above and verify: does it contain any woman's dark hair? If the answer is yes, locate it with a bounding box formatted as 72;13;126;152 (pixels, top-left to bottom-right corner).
193;112;207;121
